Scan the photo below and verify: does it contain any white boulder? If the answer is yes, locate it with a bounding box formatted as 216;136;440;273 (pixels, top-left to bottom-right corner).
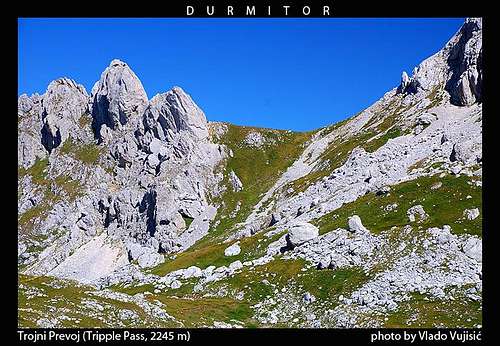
224;243;241;257
182;266;203;279
286;222;319;247
407;205;429;223
348;215;368;233
229;260;243;271
462;237;482;262
463;208;480;221
137;252;164;268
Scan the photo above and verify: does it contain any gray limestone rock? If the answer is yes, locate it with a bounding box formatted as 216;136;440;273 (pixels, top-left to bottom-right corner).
182;266;203;279
395;18;482;107
348;215;368;233
224;243;241;257
463;208;480;220
137;252;164;269
229;170;243;192
462;237;482;262
229;260;243;271
303;292;316;304
268;212;282;227
18;93;47;168
407;205;429;223
143;87;209;143
450;140;481;165
416;113;437;126
244;131;266;147
40;78;89;152
445;18;482;106
90;59;148;138
285;222;319;247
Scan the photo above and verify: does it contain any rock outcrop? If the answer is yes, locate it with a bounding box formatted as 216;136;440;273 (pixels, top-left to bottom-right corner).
445;18;482;106
224;242;241;257
90;59;148;140
397;18;482;107
143;87;209;143
229;170;243;192
18;94;46;168
40;78;89;152
18;58;225;283
348;215;368;233
285;222;319;247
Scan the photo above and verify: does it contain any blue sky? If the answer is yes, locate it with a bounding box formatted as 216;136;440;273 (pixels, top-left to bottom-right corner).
18;18;464;131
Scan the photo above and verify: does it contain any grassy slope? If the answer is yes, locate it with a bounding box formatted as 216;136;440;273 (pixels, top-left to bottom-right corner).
150;229;286;275
18;274;176;328
60;137;102;165
20;273;252;328
313;173;482;237
288;99;410;194
205;258;368;306
384;290;481;328
151;124;312;275
149;258;370;327
208;124;312;240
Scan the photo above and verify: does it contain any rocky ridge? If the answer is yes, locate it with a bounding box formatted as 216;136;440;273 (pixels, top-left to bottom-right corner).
19;59;227;282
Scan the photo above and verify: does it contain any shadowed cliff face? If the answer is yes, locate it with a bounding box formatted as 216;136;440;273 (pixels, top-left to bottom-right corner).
90;59;148;141
445;18;482;106
397;18;482;107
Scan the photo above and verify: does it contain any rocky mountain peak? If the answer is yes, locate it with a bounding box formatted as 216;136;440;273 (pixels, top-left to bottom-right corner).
397;17;482;106
18;93;39;116
397;71;415;94
109;58;128;68
40;77;89;152
444;17;482;106
46;77;87;95
143;86;209;143
90;59;148;140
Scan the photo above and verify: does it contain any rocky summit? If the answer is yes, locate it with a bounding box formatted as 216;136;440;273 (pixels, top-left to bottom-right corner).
18;18;482;328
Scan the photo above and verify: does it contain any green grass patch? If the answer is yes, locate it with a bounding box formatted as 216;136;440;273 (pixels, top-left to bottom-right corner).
181;215;194;229
363;127;402;153
384;291;481;328
60;138;102;165
109;283;155;296
313;174;482;237
151;229;286;276
298;267;369;302
18;275;177;328
203;258;306;304
78;113;92;129
200;124;311;244
149;295;253;327
151;242;229;276
54;174;84;201
202;258;369;315
18;158;49;185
